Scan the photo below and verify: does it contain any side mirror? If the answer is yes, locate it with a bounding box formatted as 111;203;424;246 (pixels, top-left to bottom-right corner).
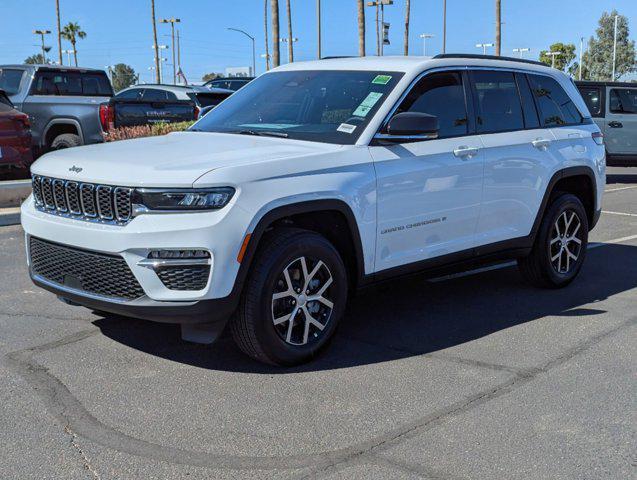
375;112;439;143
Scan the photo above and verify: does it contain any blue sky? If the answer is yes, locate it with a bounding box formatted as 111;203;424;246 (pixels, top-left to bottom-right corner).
0;0;635;82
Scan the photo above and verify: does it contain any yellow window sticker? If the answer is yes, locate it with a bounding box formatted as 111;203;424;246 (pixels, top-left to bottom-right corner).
353;92;383;117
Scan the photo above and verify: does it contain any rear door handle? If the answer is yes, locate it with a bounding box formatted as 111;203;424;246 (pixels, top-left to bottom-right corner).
608;121;623;128
532;138;552;149
453;146;479;158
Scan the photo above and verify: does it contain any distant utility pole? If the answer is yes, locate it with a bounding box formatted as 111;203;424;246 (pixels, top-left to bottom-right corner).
271;0;280;67
33;30;51;63
476;42;494;55
152;44;168;83
62;49;75;65
177;30;181;76
316;0;322;59
280;37;298;63
578;37;584;80
150;0;160;83
160;18;181;84
611;14;618;80
442;0;447;53
228;28;256;76
420;33;434;56
285;0;294;63
512;47;530;58
495;0;501;56
55;0;62;65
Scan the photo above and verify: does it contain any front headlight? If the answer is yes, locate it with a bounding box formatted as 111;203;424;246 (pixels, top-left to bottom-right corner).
132;187;235;212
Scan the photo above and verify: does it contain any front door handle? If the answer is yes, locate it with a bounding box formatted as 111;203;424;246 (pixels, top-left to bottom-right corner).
453;146;479;158
608;121;623;128
532;138;552;149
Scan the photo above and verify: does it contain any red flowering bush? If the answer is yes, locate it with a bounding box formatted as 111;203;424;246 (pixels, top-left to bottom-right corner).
103;121;195;142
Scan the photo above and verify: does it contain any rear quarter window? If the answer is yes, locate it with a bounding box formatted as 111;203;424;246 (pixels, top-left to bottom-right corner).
528;74;583;126
609;88;637;114
0;69;25;96
578;87;602;117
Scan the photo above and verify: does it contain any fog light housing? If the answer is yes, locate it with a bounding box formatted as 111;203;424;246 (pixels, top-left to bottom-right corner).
148;250;210;260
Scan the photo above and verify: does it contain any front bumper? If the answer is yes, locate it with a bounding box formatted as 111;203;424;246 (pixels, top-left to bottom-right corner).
21;195;251;323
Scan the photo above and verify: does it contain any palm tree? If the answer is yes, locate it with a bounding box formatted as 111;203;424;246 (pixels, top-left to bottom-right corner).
495;0;501;56
403;0;410;55
357;0;365;56
286;0;294;63
264;0;270;70
271;0;280;67
150;0;160;82
55;0;62;65
60;22;86;67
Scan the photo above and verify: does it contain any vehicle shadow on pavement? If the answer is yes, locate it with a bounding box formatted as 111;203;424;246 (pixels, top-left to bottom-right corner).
93;243;637;373
607;173;637;184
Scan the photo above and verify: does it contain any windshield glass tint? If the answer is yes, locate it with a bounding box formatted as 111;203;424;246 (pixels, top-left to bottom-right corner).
0;69;25;96
192;70;404;144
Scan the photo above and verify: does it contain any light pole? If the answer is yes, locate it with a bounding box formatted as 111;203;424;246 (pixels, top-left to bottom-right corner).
419;33;434;56
279;37;298;64
316;0;322;59
62;49;76;65
228;28;256;76
512;47;530;58
442;0;447;53
611;14;618;80
151;45;169;83
160;18;181;85
367;0;393;56
33;30;51;63
476;43;494;55
546;51;561;69
578;37;584;80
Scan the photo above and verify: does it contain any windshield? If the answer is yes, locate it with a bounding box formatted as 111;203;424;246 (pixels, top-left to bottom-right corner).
192;70;404;144
0;68;25;96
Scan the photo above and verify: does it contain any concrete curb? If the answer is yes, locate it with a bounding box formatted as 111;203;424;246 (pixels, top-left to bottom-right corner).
0;180;31;208
0;208;21;227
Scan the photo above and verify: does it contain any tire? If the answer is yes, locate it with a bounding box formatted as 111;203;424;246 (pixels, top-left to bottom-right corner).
50;133;82;150
518;193;588;288
230;228;348;366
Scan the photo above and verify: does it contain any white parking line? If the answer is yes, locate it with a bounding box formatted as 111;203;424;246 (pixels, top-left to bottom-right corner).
429;233;637;282
605;186;637;193
602;210;637;217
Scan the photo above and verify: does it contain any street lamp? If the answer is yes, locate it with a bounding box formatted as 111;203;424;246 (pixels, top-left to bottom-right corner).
33;29;51;63
151;45;169;83
512;47;530;58
367;0;393;56
546;51;562;69
228;28;256;76
280;37;298;64
419;33;434;56
62;49;76;65
160;18;181;85
476;42;494;55
611;14;618;80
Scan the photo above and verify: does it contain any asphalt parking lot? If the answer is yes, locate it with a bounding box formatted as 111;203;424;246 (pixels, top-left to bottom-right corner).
1;167;635;480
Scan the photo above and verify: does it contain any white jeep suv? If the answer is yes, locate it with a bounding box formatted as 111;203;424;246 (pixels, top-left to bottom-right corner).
22;55;605;365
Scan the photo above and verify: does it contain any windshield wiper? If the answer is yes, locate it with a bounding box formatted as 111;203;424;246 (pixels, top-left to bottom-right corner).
232;129;289;138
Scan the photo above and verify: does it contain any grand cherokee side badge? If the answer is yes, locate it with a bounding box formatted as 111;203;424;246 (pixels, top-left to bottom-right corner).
69;166;83;173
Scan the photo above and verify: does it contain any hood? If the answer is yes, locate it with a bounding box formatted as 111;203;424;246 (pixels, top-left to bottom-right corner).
31;131;343;187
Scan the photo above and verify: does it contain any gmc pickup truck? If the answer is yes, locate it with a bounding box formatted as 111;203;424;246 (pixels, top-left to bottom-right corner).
0;65;113;154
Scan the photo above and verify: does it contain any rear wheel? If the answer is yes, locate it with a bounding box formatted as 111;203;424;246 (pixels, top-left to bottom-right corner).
518;194;588;288
231;228;347;366
51;133;81;150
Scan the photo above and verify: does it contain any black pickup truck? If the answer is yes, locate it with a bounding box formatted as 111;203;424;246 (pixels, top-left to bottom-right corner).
100;84;233;130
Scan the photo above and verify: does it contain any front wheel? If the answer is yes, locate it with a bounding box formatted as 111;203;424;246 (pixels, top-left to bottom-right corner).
518;194;589;288
231;228;348;366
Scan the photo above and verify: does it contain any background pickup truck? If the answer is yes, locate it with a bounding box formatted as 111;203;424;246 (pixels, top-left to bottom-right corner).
101;84;233;130
0;64;113;155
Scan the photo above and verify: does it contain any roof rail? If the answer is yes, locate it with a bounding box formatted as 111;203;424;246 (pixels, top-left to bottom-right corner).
433;53;546;67
320;56;355;60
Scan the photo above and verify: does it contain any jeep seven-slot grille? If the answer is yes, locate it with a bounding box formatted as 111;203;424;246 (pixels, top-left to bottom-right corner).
29;237;144;301
32;175;133;225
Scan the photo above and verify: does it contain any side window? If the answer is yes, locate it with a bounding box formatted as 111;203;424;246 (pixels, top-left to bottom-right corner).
578;87;602;117
514;73;540;129
142;89;169;101
393;71;468;138
115;88;143;100
471;70;524;133
0;68;26;96
527;74;583;126
609;88;637;114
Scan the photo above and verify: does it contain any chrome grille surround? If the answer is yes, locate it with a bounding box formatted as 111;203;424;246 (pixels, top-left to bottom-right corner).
32;175;133;225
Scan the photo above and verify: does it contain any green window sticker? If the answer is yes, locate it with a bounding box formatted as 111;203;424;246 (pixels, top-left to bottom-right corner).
372;74;392;85
353;91;384;117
